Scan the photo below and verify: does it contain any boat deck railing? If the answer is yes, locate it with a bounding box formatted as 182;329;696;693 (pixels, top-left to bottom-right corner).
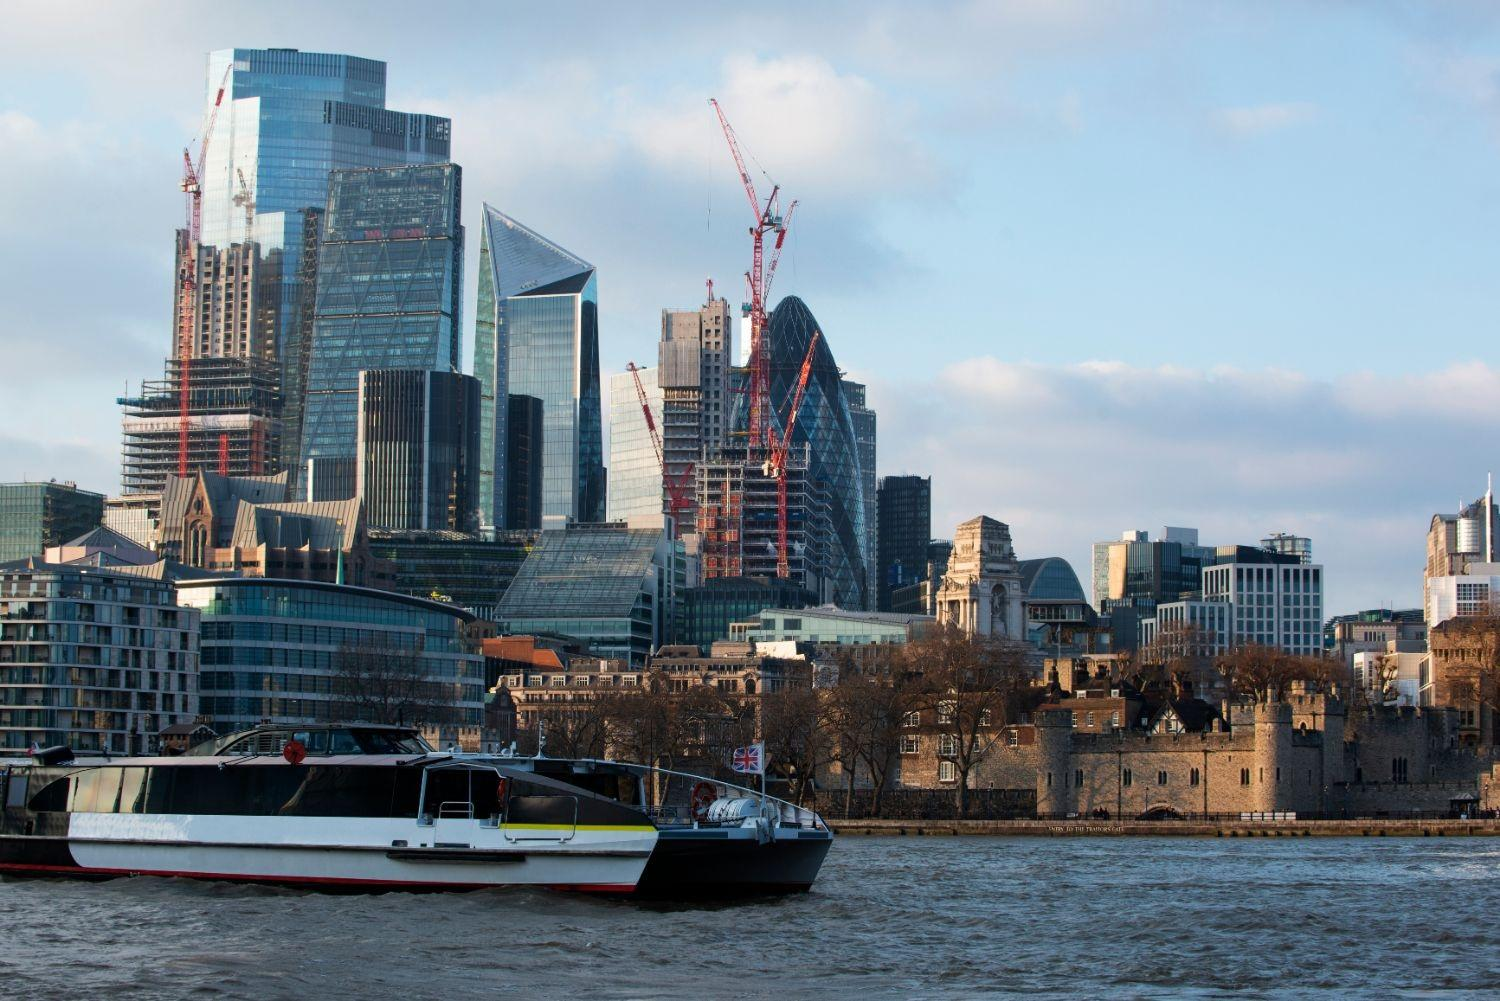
623;763;830;833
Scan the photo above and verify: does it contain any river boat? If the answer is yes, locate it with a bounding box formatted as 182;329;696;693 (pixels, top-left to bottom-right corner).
0;724;832;896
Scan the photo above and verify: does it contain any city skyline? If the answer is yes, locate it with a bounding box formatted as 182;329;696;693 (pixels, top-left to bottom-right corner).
6;3;1500;612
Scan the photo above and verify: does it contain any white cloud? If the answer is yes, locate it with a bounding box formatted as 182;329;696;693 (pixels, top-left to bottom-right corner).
1213;101;1318;138
870;358;1500;615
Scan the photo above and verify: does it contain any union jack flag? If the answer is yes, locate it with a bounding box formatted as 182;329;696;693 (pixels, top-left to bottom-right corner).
730;742;765;775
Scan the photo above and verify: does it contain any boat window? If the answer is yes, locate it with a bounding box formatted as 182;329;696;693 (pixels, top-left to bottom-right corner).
29;776;71;813
355;730;430;755
291;730;330;755
118;767;147;813
68;769;122;813
329;730;361;755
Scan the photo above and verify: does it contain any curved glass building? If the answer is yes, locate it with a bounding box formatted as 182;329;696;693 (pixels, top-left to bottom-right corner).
754;296;871;609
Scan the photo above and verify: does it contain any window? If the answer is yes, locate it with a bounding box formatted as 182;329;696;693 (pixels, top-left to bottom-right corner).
1122;768;1132;787
978;709;992;727
1085;712;1096;727
938;734;958;756
1006;730;1019;747
938;701;955;724
900;735;920;755
938;760;956;783
1240;768;1251;786
1157;770;1167;786
902;711;920;728
1110;711;1120;728
1190;767;1200;786
1074;768;1083;788
1392;757;1409;783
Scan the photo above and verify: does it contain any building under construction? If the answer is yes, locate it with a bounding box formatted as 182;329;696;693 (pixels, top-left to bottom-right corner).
695;443;829;600
118;357;281;496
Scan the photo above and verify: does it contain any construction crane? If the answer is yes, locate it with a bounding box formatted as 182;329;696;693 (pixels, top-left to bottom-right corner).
709;98;792;450
175;63;232;477
626;362;694;535
763;331;820;578
233;166;255;240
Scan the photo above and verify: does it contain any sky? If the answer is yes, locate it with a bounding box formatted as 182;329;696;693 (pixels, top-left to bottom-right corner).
2;0;1499;615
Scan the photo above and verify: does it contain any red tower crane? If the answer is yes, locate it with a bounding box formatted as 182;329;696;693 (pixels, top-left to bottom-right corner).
764;331;820;578
175;63;232;477
627;362;694;535
709;98;792;450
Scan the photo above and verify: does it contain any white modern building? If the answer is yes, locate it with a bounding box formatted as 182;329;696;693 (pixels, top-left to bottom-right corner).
1139;558;1324;656
1425;565;1500;629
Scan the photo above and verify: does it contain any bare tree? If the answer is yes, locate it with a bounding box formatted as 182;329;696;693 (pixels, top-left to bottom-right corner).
1213;644;1339;704
328;641;463;727
598;673;679;774
759;664;828;807
905;625;1031;818
1140;623;1217;698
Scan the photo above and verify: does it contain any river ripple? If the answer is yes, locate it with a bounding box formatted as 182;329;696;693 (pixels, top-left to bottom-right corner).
2;837;1497;1000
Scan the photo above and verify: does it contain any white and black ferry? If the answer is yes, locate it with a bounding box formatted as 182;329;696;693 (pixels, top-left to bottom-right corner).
0;724;832;896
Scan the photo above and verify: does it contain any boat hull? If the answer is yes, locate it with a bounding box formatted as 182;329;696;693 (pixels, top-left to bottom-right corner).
634;829;833;897
0;813;652;893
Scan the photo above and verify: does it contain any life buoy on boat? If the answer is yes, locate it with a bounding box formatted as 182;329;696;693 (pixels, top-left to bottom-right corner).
282;739;307;765
690;781;718;822
496;776;510;802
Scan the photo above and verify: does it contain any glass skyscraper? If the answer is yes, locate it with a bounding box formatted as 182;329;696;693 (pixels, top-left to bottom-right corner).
607;366;663;522
474;206;605;529
196;49;451;365
751;296;871;610
299;163;463;500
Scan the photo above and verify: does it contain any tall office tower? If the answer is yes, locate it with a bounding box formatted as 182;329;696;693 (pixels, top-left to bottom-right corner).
743;296;869;609
876;475;931;612
298;163;463;501
506;395;544;531
0;482;106;563
194;48;452;368
128;50;450;494
475;206;604;528
607;366;664;522
356;369;480;532
659;296;733;532
843;380;878;609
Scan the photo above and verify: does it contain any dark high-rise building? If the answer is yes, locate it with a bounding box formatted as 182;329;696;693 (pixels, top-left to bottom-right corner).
876;475;931;612
475;206;603;529
746;296;870;609
505;394;544;532
844;380;878;605
0;482;106;563
356;369;480;532
298;163;463;500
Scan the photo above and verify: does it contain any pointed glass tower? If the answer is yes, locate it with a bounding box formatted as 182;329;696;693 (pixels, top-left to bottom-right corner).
474;206;604;529
297;163;463;500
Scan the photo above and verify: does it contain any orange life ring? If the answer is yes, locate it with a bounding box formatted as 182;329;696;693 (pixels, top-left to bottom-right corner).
496;776;510;801
690;781;718;821
282;739;307;766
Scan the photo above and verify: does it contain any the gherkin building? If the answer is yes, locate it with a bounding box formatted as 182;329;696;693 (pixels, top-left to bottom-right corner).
748;295;871;610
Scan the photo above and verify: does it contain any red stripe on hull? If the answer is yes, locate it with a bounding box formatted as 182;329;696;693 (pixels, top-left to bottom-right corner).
0;862;633;893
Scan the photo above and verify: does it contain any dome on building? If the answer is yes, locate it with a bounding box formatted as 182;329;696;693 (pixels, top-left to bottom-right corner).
755;295;870;609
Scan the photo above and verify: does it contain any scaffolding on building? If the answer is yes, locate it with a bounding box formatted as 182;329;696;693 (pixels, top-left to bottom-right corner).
119;357;282;496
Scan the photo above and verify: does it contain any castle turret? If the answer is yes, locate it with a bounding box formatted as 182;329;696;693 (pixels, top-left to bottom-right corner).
1035;708;1073;817
1252;702;1293;813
